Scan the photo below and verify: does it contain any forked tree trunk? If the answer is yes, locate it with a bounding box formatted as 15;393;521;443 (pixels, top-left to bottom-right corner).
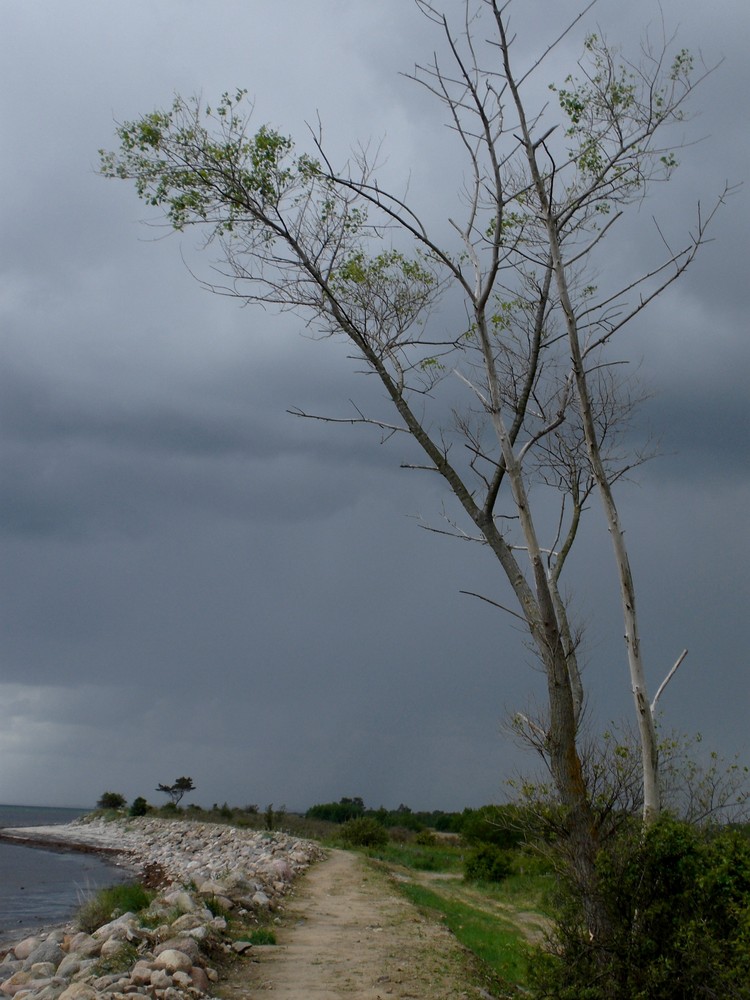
549;242;661;825
498;21;661;825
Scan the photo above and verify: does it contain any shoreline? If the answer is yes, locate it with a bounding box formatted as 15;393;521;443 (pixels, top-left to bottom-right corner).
0;825;139;952
0;828;132;861
0;816;324;1000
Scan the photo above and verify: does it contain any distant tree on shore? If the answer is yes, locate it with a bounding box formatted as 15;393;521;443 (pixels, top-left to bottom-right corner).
129;796;152;817
97;791;126;810
156;776;196;805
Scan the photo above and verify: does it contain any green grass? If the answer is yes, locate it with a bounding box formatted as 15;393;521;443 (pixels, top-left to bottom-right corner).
353;838;549;993
471;869;555;915
397;881;530;988
205;895;233;920
77;881;154;933
247;928;277;945
359;841;465;873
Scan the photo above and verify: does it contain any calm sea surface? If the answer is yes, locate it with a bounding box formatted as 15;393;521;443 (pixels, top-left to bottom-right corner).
0;805;131;943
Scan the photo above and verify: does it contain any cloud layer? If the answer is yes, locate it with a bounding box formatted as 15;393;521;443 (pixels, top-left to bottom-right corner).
0;1;747;810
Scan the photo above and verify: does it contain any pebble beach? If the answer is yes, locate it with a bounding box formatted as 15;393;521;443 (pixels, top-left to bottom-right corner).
0;816;324;1000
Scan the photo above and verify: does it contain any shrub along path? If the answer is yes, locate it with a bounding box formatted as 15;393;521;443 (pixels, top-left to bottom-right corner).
218;848;490;1000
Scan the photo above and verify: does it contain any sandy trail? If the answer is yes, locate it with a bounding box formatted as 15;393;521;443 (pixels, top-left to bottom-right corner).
220;849;475;1000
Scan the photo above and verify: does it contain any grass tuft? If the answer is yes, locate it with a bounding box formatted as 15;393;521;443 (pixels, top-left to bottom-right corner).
247;927;276;945
77;881;154;933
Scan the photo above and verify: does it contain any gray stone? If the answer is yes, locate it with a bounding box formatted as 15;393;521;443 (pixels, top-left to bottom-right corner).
69;961;98;983
161;892;196;914
196;881;225;898
55;956;82;980
101;978;130;994
168;915;202;934
32;985;67;1000
23;941;64;971
149;969;172;989
11;939;40;962
92;915;143;945
58;984;99;1000
29;963;57;979
189;967;210;993
148;925;173;945
91;973;125;989
270;859;292;881
65;936;99;960
153;939;200;964
129;961;154;987
182;926;208;942
153;950;192;974
0;970;32;995
99;938;129;960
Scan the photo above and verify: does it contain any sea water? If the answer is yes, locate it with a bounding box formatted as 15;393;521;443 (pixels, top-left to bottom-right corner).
0;805;130;943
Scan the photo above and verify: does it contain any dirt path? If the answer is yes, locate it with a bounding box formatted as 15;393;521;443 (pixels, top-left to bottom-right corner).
219;849;480;1000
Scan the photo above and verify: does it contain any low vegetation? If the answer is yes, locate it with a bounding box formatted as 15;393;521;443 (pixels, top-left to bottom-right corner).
246;928;276;946
337;817;389;848
88;751;750;998
89;942;140;977
96;791;127;810
533;816;750;999
398;882;530;989
77;881;154;934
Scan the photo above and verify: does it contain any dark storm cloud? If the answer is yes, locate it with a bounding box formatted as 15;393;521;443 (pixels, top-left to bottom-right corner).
0;0;747;809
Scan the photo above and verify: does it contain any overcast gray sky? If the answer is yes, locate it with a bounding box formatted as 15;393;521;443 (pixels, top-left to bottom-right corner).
1;1;747;812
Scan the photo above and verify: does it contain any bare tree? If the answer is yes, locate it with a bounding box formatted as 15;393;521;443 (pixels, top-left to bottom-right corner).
101;0;725;936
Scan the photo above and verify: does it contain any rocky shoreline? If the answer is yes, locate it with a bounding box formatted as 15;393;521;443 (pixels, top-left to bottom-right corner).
0;816;325;1000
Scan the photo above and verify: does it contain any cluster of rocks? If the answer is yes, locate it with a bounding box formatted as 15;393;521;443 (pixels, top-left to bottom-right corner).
0;817;325;1000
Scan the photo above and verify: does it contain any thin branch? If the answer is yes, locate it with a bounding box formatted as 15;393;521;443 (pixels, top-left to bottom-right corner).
459;589;529;624
651;649;688;714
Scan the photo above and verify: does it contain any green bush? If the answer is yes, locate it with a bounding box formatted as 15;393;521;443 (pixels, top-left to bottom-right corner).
129;796;151;817
464;844;513;883
96;791;126;810
532;816;750;999
414;829;437;846
338;817;389;847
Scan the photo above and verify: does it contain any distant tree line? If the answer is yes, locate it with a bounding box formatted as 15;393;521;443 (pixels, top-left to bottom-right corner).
305;797;525;845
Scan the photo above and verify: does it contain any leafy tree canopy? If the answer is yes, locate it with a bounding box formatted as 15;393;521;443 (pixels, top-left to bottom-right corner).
156;776;196;805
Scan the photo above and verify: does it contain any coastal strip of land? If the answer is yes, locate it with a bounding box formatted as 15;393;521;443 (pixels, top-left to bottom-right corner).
0;817;324;1000
0;817;486;1000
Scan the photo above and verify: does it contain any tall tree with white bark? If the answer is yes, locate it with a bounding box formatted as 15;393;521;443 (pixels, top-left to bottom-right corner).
101;0;725;937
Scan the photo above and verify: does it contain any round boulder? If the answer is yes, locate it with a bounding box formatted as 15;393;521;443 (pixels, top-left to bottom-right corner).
154;949;193;974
